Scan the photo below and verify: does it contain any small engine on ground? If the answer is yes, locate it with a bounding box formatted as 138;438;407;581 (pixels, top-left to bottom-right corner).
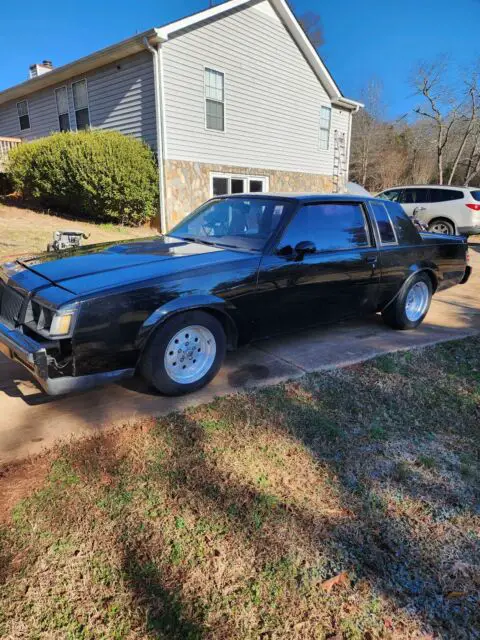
47;230;90;252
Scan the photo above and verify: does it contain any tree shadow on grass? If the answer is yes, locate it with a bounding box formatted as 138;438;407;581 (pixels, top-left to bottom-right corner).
2;342;479;638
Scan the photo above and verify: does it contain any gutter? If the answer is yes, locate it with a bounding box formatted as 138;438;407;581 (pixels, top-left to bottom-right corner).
144;36;168;234
332;96;363;112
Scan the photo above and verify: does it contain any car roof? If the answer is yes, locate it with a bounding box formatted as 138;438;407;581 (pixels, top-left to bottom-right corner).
382;185;473;191
214;193;381;203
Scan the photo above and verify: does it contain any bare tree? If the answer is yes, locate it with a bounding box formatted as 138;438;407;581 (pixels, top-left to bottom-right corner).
464;123;480;185
447;73;479;184
350;79;385;188
412;59;460;184
297;10;324;48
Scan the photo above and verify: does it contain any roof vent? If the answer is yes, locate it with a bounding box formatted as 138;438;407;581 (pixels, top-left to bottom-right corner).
29;61;54;79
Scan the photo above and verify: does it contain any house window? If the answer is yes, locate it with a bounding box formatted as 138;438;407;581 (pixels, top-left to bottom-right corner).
319;105;331;150
211;173;268;196
72;79;90;130
54;87;70;132
205;68;224;131
16;100;30;130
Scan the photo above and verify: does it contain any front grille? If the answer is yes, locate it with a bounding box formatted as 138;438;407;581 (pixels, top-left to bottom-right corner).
0;280;25;327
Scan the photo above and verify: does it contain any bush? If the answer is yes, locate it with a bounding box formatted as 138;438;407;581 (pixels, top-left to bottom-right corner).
7;130;158;225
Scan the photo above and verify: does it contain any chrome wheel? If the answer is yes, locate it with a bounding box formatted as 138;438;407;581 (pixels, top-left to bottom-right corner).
164;325;216;384
429;221;453;235
405;281;430;322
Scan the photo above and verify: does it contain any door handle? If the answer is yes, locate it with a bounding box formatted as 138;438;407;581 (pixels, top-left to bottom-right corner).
365;255;378;265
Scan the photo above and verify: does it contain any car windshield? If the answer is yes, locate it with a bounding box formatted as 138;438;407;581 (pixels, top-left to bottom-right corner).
471;191;480;202
168;197;294;252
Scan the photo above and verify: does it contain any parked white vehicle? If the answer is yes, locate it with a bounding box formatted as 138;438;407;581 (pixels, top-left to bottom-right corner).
376;185;480;236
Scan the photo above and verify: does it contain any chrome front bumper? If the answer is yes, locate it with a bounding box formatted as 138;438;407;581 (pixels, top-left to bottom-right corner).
0;322;134;395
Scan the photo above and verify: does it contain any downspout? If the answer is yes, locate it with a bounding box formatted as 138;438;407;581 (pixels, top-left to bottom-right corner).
144;37;167;234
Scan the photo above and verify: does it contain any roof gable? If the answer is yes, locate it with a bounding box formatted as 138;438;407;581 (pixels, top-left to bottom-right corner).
0;0;361;110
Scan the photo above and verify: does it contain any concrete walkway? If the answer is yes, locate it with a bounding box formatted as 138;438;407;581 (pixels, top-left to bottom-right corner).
1;246;479;465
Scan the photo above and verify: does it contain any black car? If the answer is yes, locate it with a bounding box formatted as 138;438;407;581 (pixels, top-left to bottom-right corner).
0;194;471;396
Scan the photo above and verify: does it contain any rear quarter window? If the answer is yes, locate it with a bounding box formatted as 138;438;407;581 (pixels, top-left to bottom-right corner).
430;189;464;202
383;201;421;244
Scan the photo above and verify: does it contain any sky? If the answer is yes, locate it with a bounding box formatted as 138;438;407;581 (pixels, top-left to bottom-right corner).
0;0;479;118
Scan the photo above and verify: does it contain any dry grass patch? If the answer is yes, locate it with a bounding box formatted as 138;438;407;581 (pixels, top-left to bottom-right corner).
0;339;479;638
0;200;153;261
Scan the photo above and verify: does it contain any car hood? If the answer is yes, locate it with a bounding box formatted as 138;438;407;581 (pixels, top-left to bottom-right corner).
15;235;253;296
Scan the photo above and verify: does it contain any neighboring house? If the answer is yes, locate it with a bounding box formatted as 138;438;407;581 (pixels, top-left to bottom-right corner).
0;0;362;230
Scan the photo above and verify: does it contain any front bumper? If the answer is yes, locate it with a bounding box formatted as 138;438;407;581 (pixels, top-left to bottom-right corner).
0;321;134;395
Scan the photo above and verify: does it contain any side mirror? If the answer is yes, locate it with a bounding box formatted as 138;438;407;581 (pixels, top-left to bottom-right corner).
294;240;316;260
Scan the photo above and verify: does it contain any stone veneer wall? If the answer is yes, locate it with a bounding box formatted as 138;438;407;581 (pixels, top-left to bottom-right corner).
164;159;335;227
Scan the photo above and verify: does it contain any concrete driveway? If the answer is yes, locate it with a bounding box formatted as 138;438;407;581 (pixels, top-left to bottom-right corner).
1;245;479;465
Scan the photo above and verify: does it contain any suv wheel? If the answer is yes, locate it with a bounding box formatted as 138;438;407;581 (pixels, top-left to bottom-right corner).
382;273;432;330
428;219;455;235
140;310;226;396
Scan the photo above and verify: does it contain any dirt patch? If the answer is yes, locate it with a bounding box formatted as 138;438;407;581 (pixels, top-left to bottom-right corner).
0;200;156;261
0;456;50;524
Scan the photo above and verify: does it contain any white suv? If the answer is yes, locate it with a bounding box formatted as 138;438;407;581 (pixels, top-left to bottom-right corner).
376;185;480;236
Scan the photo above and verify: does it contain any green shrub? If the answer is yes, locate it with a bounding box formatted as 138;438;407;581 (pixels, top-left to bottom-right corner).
7;130;158;225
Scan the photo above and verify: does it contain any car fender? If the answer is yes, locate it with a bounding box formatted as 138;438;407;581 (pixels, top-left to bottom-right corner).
136;294;239;353
381;263;439;312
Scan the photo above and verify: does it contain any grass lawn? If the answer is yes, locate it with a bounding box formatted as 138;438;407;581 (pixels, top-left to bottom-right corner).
0;339;479;639
0;200;155;262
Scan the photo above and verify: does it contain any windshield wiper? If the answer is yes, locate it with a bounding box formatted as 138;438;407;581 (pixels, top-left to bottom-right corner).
177;235;239;250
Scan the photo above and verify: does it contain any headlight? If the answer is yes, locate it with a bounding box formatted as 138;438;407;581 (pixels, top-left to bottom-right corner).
25;301;79;338
49;309;76;337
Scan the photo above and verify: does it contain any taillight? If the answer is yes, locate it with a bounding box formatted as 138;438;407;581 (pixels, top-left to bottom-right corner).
466;248;471;264
466;203;480;211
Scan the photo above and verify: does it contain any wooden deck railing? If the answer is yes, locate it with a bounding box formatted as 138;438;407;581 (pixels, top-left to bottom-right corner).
0;136;22;171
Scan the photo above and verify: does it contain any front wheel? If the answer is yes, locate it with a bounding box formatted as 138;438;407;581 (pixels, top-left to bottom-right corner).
382;273;432;330
140;310;226;396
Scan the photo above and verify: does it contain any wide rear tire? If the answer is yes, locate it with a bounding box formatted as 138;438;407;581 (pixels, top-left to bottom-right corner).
382;273;432;330
140;310;226;396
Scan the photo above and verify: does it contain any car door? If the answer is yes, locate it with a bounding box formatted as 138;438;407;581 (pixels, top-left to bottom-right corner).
399;187;431;223
254;201;381;337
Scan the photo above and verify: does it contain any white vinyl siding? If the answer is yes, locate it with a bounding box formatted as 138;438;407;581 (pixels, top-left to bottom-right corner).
205;68;225;131
162;0;350;174
0;51;156;149
319;105;331;150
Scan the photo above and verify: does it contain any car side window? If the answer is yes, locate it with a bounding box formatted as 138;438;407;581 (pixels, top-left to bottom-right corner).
380;189;402;203
429;189;463;202
370;202;397;244
277;203;370;254
402;188;430;204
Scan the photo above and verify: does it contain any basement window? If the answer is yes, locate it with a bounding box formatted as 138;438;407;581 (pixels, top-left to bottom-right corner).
210;173;268;196
72;79;90;130
16;100;30;130
205;68;225;131
54;86;70;132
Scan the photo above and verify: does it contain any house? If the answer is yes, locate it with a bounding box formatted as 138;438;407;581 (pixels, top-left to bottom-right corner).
0;0;362;230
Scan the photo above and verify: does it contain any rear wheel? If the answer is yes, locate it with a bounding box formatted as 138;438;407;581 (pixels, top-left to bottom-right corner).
140;310;226;395
382;273;432;330
428;218;455;235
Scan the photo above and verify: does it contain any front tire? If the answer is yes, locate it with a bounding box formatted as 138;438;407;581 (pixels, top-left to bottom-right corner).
140;310;226;396
382;273;432;330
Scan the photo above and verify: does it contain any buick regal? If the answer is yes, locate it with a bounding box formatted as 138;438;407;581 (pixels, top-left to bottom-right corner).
0;194;471;396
